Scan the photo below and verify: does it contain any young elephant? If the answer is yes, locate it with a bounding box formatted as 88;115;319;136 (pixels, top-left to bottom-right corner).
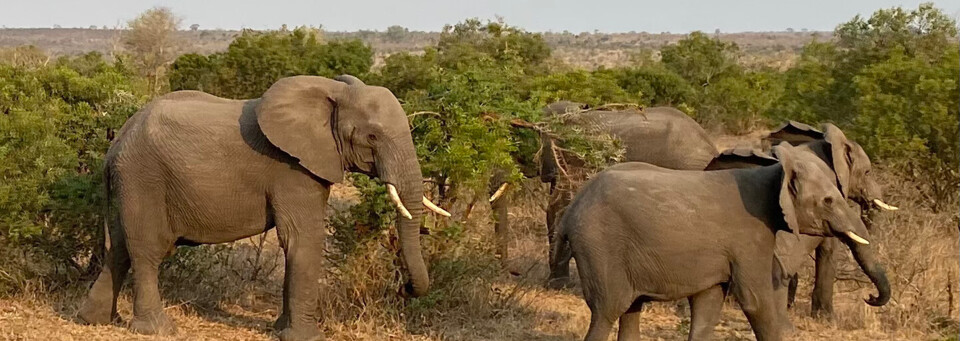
556;143;889;341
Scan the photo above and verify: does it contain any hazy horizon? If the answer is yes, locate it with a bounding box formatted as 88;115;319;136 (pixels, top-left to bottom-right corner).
2;0;958;34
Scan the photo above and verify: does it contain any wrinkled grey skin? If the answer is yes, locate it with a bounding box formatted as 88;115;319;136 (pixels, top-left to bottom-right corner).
508;101;718;286
555;144;889;341
77;75;430;341
757;121;891;318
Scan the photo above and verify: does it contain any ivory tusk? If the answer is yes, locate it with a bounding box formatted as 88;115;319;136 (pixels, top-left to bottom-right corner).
386;184;413;219
489;183;509;202
422;197;451;217
873;199;899;211
845;231;870;245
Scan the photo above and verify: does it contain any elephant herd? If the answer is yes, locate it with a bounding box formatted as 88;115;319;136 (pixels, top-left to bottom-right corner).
76;75;897;341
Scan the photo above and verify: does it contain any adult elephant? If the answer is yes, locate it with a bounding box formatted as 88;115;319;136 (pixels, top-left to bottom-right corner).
555;143;889;341
527;101;719;287
77;75;449;341
706;121;897;319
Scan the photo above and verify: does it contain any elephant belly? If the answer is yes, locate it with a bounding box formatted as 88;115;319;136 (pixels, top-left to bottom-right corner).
621;241;732;301
167;185;273;245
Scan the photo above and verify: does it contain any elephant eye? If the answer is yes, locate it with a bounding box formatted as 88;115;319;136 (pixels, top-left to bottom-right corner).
367;133;378;142
823;197;834;206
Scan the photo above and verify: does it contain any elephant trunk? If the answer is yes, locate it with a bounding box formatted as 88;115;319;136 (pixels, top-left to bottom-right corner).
841;236;891;306
539;133;558;184
377;141;430;297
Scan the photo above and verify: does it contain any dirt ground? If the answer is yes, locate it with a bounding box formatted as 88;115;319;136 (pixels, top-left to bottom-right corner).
0;228;940;341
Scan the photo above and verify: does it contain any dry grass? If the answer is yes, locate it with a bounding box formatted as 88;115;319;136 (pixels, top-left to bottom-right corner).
1;133;957;340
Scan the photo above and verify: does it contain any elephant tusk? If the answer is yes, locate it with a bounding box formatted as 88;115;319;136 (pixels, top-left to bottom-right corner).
873;199;899;211
422;197;451;217
845;231;870;245
386;184;413;220
489;183;509;202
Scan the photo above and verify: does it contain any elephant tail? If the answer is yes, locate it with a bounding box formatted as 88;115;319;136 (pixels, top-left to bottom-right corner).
547;224;574;288
101;163;114;251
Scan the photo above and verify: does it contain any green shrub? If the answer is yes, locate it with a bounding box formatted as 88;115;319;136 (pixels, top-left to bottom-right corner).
169;27;373;99
769;3;959;208
0;53;146;288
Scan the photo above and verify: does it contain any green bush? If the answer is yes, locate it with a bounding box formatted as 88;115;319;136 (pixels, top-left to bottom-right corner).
169;27;373;99
0;53;146;285
770;3;959;208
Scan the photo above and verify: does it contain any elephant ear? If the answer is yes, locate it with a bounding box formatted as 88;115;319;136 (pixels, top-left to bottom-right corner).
334;74;365;86
256;76;345;183
704;148;778;170
764;121;824;149
773;143;801;237
822;123;851;198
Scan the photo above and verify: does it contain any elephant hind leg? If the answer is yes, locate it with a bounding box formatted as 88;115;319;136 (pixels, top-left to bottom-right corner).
78;219;131;325
583;288;640;341
120;191;178;335
687;285;726;341
584;311;616;341
617;299;645;341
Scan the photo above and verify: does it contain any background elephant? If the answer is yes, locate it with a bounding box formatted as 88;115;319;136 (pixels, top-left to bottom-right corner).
555;143;889;341
77;75;448;341
708;121;897;318
489;101;719;283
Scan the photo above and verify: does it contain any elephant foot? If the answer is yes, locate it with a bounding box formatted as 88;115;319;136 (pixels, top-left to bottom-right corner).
545;276;572;290
279;326;324;341
129;312;177;335
77;300;118;325
781;318;797;337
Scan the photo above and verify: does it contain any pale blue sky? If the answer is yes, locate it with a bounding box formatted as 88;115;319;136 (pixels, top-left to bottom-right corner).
1;0;957;33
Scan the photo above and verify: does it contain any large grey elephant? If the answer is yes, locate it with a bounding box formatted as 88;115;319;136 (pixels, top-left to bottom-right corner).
706;121;897;319
554;143;889;341
487;101;719;283
77;75;449;341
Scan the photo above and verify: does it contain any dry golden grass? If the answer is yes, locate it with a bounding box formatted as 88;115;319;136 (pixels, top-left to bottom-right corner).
1;134;957;341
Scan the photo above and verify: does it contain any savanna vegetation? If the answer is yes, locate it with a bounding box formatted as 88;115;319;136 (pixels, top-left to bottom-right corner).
0;3;956;340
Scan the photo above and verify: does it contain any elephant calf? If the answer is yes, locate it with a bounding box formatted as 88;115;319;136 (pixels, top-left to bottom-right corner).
555;143;888;341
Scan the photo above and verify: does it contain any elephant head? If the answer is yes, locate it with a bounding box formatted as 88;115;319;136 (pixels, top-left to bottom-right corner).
821;124;896;213
255;75;448;296
774;143;891;306
765;122;898;215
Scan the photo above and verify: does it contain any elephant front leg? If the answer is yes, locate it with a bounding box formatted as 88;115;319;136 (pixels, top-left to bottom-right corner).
276;242;324;341
732;265;782;341
273;196;327;341
811;238;836;318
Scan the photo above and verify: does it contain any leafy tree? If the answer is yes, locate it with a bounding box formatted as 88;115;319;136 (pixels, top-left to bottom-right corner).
122;7;183;94
385;25;409;42
660;31;741;88
603;64;695;107
169;27;373;99
374;19;619;209
528;69;638;107
770;3;959;208
0;53;146;277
